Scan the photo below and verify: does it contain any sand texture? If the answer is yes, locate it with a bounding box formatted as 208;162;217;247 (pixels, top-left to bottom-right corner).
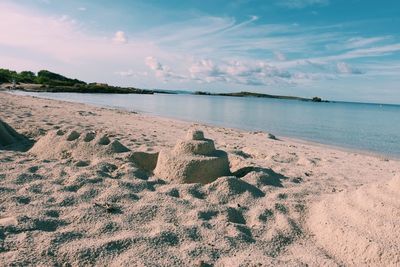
0;92;399;266
308;175;400;266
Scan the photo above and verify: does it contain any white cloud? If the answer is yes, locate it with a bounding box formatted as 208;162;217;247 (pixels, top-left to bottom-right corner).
188;59;295;86
0;1;160;84
326;36;391;51
115;70;135;77
57;14;77;24
145;56;164;71
274;51;287;61
115;70;148;77
277;43;400;70
78;7;87;11
336;62;352;74
113;31;128;44
336;62;363;75
145;57;186;81
345;37;389;49
278;0;329;9
322;44;400;62
1;1;398;93
358;61;400;76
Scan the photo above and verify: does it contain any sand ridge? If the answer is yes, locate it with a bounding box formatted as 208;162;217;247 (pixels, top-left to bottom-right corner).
0;92;399;266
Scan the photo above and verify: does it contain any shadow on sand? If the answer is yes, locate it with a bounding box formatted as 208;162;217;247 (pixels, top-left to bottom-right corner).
232;166;288;187
0;119;34;152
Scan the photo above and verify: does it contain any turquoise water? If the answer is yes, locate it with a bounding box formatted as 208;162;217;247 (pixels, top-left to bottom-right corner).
13;91;400;157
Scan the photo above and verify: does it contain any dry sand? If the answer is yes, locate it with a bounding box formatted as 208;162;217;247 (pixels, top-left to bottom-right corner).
0;92;399;266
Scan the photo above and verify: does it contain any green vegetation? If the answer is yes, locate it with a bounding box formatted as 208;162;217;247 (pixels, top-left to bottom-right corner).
0;68;85;86
42;83;153;94
0;68;152;94
18;71;36;83
36;70;86;86
0;69;18;83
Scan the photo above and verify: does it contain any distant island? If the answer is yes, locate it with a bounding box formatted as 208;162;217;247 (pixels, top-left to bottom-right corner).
0;68;327;102
194;91;327;102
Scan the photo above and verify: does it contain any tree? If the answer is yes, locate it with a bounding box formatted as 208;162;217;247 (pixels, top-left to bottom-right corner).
0;69;17;83
36;70;86;86
17;71;36;83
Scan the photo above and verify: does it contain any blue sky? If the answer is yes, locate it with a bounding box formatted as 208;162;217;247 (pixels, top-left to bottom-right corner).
1;0;400;104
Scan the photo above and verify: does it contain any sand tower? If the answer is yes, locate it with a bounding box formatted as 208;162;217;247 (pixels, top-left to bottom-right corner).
154;129;230;184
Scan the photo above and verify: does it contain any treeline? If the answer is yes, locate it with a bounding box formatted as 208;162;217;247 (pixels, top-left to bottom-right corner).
0;69;86;86
0;68;153;94
41;84;154;94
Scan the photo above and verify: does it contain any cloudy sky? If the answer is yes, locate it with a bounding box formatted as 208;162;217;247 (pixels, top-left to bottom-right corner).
1;0;400;104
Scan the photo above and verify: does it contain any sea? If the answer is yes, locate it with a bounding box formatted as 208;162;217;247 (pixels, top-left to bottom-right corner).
12;91;400;158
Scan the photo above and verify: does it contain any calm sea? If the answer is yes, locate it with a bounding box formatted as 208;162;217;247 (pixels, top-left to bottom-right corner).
12;91;400;157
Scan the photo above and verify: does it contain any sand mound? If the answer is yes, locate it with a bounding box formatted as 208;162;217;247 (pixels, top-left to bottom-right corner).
308;175;400;266
128;151;159;172
29;129;130;161
205;176;265;203
154;129;230;184
0;119;25;148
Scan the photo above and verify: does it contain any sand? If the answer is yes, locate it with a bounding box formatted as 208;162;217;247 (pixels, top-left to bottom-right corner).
308;175;400;266
0;92;399;266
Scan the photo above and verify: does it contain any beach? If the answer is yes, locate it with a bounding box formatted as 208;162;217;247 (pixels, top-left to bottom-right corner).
0;91;399;266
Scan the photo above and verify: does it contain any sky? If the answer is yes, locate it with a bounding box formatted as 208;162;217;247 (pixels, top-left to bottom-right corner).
1;0;400;104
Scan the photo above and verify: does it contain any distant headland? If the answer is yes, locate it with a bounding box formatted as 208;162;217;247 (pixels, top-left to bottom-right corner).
0;68;327;102
0;68;153;94
194;91;327;102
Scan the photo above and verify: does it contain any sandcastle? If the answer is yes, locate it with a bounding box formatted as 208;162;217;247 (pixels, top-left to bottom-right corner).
29;129;130;161
154;129;230;184
0;119;25;148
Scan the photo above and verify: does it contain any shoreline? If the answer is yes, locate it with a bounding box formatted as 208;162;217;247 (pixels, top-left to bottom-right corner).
143;112;400;161
6;91;399;161
143;111;399;161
